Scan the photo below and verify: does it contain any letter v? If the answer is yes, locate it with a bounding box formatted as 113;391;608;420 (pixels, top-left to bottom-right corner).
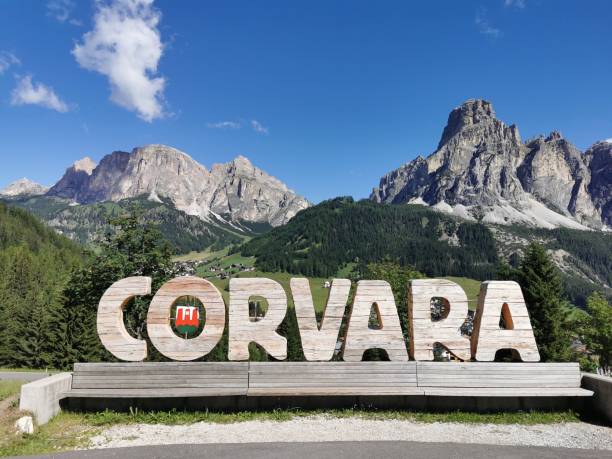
290;278;351;361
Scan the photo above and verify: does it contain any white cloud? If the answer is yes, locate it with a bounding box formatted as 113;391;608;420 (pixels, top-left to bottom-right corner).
604;138;612;144
72;0;166;122
505;0;526;8
251;119;269;134
475;8;501;38
0;51;20;75
11;75;69;112
47;0;82;25
207;121;242;129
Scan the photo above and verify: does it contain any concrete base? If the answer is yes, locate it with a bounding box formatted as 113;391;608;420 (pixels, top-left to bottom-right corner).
19;372;72;425
581;373;612;425
63;394;587;414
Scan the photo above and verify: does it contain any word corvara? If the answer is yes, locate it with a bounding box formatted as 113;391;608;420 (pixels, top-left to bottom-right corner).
98;276;540;362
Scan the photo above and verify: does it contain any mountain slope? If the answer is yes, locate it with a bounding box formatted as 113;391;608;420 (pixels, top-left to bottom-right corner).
3;195;245;254
47;144;309;227
239;198;611;307
240;197;500;280
371;99;611;230
0;200;82;260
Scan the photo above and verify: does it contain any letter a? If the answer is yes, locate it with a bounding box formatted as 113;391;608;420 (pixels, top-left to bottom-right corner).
471;281;540;361
343;280;408;361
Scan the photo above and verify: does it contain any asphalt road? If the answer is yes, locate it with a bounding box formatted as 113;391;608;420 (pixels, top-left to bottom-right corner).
0;371;51;382
15;442;612;459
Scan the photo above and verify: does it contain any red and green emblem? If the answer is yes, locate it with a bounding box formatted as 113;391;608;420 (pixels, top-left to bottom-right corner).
175;305;200;336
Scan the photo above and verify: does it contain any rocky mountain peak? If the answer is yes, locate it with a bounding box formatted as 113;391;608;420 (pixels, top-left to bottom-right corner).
72;157;97;175
545;131;564;142
0;178;48;197
371;100;610;230
46;145;309;227
438;99;497;148
584;141;612;226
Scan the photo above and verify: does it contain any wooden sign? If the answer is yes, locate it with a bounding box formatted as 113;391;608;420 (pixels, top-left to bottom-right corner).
147;277;225;361
97;275;541;363
290;278;350;361
97;276;150;362
471;281;540;361
343;280;408;361
228;278;287;361
409;279;471;361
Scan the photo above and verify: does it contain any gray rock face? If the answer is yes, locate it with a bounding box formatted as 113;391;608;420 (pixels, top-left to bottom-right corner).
47;157;97;201
371;99;610;230
47;145;308;227
585;140;612;227
0;178;48;197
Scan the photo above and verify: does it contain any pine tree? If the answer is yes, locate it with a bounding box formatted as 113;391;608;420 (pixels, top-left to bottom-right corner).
63;207;174;362
578;292;611;374
516;243;572;362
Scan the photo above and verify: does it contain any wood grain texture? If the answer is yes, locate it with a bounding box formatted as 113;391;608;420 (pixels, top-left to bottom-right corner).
97;276;151;362
408;279;471;361
71;362;248;396
290;278;350;361
147;276;226;361
416;362;587;395
66;361;591;399
471;281;540;362
343;280;408;361
248;361;420;395
228;278;288;361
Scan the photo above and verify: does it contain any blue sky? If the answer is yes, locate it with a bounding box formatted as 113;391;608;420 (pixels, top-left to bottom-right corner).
1;0;611;202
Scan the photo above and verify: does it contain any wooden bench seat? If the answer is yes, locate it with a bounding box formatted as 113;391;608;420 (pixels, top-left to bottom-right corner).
248;362;422;396
417;362;593;397
63;361;592;399
67;362;249;398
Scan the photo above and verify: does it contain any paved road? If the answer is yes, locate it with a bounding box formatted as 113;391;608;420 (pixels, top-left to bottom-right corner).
15;442;612;459
0;371;52;382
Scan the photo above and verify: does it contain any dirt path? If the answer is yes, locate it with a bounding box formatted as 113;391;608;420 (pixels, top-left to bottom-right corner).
89;415;612;451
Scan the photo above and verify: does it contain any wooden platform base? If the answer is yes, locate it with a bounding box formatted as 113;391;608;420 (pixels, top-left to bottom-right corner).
63;362;592;400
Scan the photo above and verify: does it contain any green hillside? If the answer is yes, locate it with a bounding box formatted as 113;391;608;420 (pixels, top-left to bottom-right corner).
238;197;611;307
2;195;246;254
240;197;499;280
0;202;84;368
0;201;83;259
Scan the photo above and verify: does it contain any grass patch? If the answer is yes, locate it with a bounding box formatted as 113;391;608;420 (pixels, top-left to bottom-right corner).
82;408;581;426
0;413;96;458
0;382;22;402
444;276;481;311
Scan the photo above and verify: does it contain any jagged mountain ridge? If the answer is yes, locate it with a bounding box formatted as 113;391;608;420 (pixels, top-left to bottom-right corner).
0;178;48;197
371;99;611;230
47;144;309;228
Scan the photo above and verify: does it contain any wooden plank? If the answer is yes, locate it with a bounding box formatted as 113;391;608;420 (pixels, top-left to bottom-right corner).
228;278;287;361
74;362;248;371
409;279;471;361
291;278;350;361
96;276;150;361
248;361;418;396
471;281;540;361
422;387;594;397
147;277;225;361
66;388;247;398
343;280;408;361
247;388;425;396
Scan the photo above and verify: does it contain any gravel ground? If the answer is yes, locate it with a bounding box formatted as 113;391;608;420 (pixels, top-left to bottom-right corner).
89;415;612;451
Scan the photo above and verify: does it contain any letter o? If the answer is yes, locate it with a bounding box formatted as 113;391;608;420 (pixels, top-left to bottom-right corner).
147;276;226;361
